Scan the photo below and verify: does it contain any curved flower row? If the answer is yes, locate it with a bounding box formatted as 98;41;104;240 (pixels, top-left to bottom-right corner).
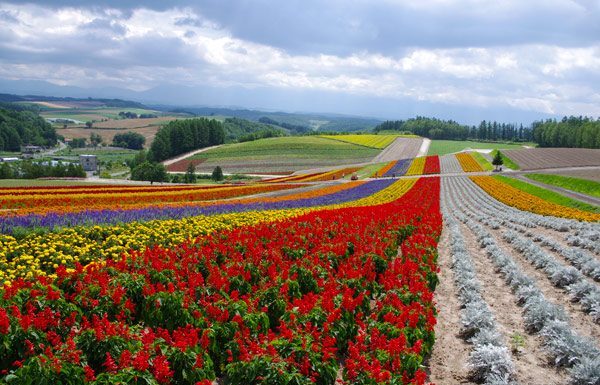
456;153;484;172
0;183;300;215
0;177;441;384
0;180;416;281
471;176;600;222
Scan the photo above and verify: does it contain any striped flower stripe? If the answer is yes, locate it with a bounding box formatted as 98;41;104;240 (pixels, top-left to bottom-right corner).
456;153;484;172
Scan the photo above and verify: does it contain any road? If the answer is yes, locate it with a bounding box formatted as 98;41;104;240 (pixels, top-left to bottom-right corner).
162;145;222;166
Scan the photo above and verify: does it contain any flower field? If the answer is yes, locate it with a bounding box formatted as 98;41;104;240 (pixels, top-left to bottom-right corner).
455;153;484;172
471;176;600;222
0;177;441;384
320;134;399;149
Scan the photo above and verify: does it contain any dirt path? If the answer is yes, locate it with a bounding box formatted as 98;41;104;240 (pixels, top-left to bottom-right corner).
427;228;476;385
162;145;222;166
458;221;569;385
512;174;600;206
416;138;431;157
371;137;423;162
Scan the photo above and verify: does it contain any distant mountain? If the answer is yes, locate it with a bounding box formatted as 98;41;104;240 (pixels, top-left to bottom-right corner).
0;78;558;126
0;93;147;109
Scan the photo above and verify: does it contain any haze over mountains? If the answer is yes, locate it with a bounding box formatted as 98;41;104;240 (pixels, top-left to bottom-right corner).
0;79;555;126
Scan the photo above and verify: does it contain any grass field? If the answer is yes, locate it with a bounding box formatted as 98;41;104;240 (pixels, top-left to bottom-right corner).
190;136;379;174
194;137;378;160
427;140;532;156
491;149;520;170
471;152;493;171
345;162;388;179
525;174;600;198
495;175;600;213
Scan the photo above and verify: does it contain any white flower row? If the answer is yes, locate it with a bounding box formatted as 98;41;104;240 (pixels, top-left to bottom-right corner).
440;154;463;174
442;177;600;385
443;210;517;385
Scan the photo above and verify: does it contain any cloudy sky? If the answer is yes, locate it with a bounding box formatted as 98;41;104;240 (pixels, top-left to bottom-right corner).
0;1;599;122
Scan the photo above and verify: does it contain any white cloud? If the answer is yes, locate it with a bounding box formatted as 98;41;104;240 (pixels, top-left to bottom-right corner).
0;2;599;117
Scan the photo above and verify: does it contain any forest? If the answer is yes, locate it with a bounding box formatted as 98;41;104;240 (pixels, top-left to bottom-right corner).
374;117;533;143
0;108;57;151
148;118;225;162
532;116;600;148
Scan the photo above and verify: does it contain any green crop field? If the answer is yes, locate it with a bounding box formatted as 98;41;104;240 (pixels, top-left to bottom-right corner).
0;179;98;187
471;152;493;171
495;175;600;213
525;174;600;199
54;147;139;164
491;149;520;170
427;140;533;156
193;137;379;161
191;136;379;173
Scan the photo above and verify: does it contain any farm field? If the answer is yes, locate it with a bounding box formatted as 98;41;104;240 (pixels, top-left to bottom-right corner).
319;134;402;149
190;136;380;174
54;147;139;164
57;126;163;148
427;140;532;156
525;174;600;199
502;148;600;170
539;169;600;183
1;144;599;384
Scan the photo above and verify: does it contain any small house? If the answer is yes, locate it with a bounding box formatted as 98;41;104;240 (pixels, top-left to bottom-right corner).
79;155;98;172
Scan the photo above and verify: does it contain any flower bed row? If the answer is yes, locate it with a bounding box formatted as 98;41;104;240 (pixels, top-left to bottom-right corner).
456;153;483;172
0;179;419;282
0;184;301;215
471;176;600;222
0;177;441;384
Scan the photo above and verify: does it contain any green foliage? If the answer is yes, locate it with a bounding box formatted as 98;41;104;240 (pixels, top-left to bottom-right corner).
376;117;533;143
525;174;600;198
148;118;225;162
211;166;224;182
131;161;167;184
0;160;86;179
490;149;520;170
532;116;600;148
184;162;197;183
112;131;146;150
428;140;530;156
69;138;86;148
471;152;493;171
492;150;504;169
222;117;285;142
495;176;600;213
90;132;102;148
0;108;57;151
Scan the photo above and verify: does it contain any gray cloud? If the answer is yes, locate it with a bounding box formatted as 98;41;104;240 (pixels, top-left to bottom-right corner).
0;1;598;119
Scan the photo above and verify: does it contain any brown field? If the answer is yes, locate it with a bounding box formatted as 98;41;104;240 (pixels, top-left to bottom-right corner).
57;126;161;147
166;159;205;172
371;137;423;162
31;100;106;109
503;148;600;170
83;117;178;129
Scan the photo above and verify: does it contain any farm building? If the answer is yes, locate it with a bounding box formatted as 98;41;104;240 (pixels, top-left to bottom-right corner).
79;154;98;171
21;145;43;159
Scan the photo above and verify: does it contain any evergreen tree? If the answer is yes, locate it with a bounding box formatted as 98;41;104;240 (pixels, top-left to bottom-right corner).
184;162;197;183
212;166;224;182
492;151;504;171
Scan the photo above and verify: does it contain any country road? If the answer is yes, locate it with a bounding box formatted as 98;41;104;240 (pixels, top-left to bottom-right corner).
161;145;222;166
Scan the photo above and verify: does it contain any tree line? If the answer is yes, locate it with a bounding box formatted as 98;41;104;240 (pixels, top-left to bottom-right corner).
532;116;600;149
374;117;532;143
0;108;57;151
0;160;86;179
148;118;225;162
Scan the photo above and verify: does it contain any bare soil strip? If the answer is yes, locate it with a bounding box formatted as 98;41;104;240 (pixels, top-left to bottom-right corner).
427;228;476;385
457;221;570;385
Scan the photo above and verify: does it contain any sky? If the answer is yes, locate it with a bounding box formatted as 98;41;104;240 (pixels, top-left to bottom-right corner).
0;1;599;123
